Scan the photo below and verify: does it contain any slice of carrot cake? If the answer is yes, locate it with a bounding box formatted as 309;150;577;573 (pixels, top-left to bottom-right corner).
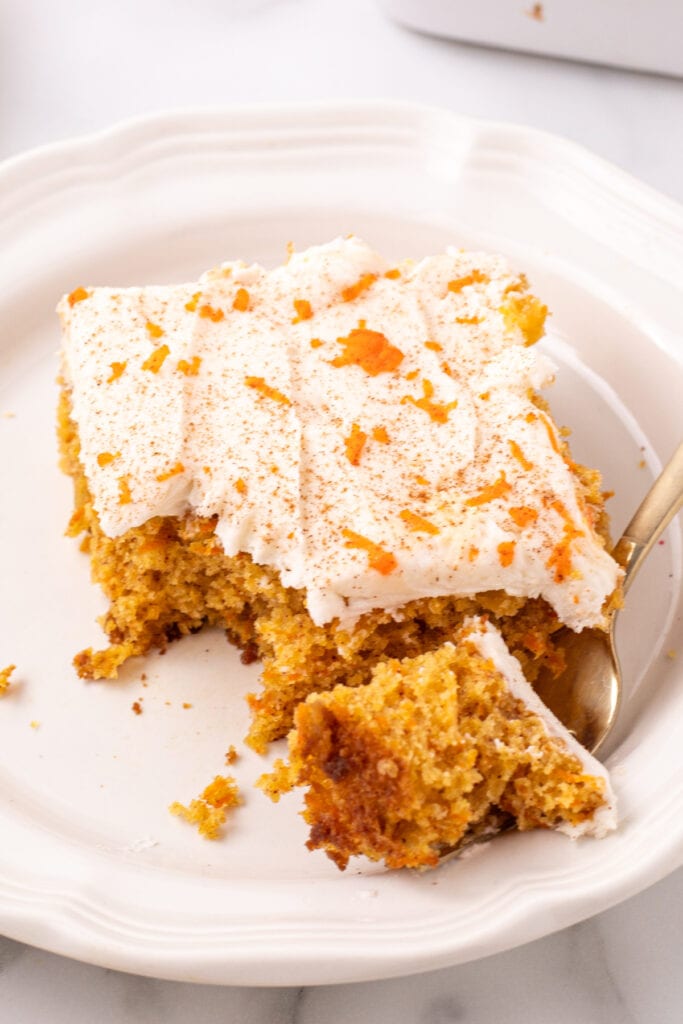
259;618;616;870
57;237;622;753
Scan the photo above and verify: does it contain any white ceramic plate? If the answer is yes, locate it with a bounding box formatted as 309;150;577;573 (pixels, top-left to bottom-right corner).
0;102;682;986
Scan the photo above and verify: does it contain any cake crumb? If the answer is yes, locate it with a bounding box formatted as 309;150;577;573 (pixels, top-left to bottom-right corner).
131;700;143;715
169;775;241;839
0;664;16;695
225;745;239;765
666;649;677;660
638;459;646;469
182;702;193;709
526;3;544;20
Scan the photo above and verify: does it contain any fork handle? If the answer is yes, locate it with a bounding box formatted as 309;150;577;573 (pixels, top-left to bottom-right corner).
612;441;683;595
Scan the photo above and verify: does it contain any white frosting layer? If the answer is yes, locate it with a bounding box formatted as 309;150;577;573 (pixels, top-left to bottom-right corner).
466;617;617;838
58;237;621;630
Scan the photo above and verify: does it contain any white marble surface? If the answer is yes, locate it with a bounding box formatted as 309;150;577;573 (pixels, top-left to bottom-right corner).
2;0;683;1019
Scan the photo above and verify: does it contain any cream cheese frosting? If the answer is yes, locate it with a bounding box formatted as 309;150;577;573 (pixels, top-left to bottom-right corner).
466;617;616;837
58;237;621;630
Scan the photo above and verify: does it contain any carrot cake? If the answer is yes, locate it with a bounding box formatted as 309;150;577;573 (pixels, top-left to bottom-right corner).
259;618;616;869
57;237;621;773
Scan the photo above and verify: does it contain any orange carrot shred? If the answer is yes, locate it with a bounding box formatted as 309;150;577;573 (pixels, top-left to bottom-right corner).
467;545;479;562
372;425;390;443
310;338;323;349
199;303;225;322
245;376;291;405
68;287;89;306
232;288;250;312
399;510;440;535
185;292;201;312
498;541;516;567
177;356;202;376
107;361;127;383
97;451;119;468
401;379;458;424
146;321;164;339
234;478;247;495
292;298;312;322
142;345;170;373
342;529;397;576
455;315;483;325
331;329;404;376
415;475;430;487
344;423;368;466
447;270;487;293
509;438;534;471
509;506;538;528
424;340;443;352
156;462;185;482
465;471;510;506
539;412;562;455
341;273;377;302
384;268;401;280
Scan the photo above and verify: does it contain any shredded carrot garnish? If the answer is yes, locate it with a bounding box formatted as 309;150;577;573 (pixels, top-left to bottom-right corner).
142;345;170;373
185;292;201;312
479;391;490;400
156;462;185;482
384;268;401;280
441;362;455;378
405;369;420;381
107;361;127;383
232;288;250;311
331;328;404;376
118;477;132;505
372;425;390;444
415;475;430;487
509;438;534;471
401;379;458;424
97;451;119;468
203;466;212;475
341;273;377;302
455;315;483;325
539;412;562;455
547;538;575;583
67;287;89;306
525;411;537;424
465;471;510;507
545;500;585;582
509;506;538;528
424;340;443;352
344;423;367;466
292;298;312;322
498;541;516;567
342;529;397;576
467;545;479;562
447;270;487;293
234;478;247;495
549;498;579;529
400;510;440;535
177;356;202;376
310;338;323;349
146;321;164;339
245;376;291;405
199;303;225;322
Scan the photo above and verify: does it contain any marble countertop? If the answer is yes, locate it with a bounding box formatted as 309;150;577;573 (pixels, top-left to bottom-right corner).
2;1;682;1019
